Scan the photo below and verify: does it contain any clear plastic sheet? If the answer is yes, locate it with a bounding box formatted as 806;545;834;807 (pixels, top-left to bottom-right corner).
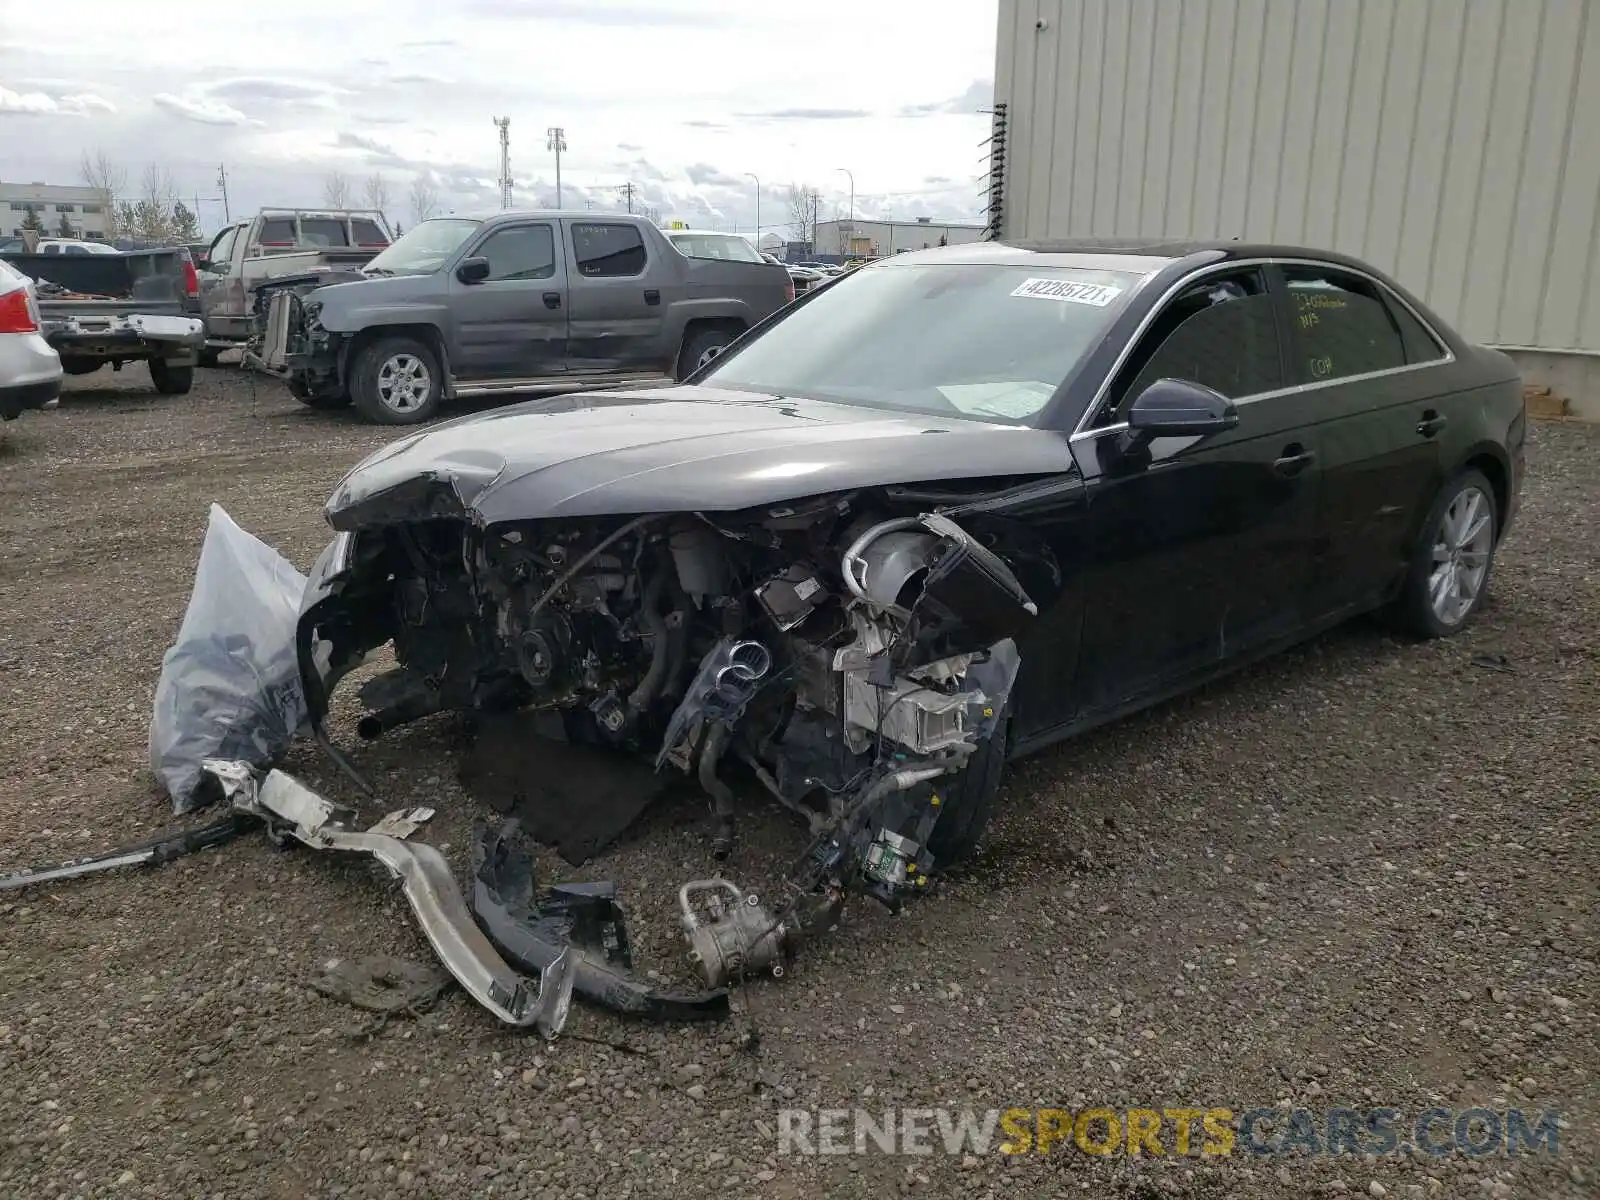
148;505;309;812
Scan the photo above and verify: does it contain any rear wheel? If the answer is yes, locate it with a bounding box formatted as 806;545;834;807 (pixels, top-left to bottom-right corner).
676;326;739;380
350;336;442;424
1394;468;1499;638
149;359;194;395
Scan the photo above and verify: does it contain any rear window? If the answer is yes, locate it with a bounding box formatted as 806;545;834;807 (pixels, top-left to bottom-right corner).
258;218;296;245
299;218;349;247
668;233;763;263
351;218;389;247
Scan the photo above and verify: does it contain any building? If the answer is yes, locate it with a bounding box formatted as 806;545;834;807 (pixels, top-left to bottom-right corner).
812;217;986;261
1;181;112;240
992;0;1600;418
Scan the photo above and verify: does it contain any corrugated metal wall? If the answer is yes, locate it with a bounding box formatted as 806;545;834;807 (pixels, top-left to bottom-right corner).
994;0;1600;355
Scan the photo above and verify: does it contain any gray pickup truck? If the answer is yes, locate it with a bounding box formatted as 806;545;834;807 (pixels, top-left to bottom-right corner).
0;248;204;394
251;211;794;424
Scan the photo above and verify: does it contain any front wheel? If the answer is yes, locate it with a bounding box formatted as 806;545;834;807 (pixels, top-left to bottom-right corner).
350;336;442;425
1394;468;1499;638
148;359;194;395
924;713;1009;869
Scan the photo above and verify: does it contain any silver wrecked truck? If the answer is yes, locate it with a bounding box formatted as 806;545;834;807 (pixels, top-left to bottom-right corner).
250;211;795;424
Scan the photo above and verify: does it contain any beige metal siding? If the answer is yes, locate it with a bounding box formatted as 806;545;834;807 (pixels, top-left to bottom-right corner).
994;0;1600;354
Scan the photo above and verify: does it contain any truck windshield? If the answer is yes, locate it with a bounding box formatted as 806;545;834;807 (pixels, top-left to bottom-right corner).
363;218;480;276
698;263;1144;425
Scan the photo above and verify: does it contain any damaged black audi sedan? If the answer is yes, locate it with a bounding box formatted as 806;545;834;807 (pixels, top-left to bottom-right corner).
296;238;1526;912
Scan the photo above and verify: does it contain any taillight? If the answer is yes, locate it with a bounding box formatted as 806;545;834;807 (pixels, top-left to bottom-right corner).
784;279;796;303
183;258;199;297
0;289;38;334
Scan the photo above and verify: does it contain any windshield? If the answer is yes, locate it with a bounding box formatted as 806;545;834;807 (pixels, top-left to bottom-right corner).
363;218;480;275
668;232;764;263
699;263;1143;424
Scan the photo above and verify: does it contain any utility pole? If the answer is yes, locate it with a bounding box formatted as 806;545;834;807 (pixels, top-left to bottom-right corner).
809;189;821;252
835;167;854;258
546;127;566;207
745;172;760;247
618;182;636;214
215;163;231;223
494;117;512;209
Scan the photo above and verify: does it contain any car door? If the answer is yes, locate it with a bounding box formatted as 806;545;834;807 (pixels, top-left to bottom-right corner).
1069;266;1319;713
198;224;240;329
449;220;568;381
562;221;668;375
1275;263;1451;621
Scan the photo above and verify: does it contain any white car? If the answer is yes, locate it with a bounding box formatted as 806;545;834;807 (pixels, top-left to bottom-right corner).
0;259;63;421
29;238;121;256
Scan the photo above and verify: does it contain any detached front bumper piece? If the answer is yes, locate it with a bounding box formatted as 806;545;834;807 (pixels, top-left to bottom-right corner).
202;760;575;1036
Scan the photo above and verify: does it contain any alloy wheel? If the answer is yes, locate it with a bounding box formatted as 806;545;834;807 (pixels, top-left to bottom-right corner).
376;353;431;413
1428;485;1493;626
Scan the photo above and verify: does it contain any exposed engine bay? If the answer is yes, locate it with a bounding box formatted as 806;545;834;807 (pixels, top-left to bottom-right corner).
307;490;1042;980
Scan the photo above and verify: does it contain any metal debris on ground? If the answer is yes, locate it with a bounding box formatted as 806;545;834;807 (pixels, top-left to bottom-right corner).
202;759;576;1037
470;821;731;1023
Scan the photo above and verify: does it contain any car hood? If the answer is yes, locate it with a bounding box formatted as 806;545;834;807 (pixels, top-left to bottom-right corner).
325;384;1074;528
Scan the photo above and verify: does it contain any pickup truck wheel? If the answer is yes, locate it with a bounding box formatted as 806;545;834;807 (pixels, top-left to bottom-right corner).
352;337;441;424
676;327;737;380
148;359;194;395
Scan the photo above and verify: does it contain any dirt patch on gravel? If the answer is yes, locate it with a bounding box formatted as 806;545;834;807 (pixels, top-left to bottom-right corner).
1;368;1595;1199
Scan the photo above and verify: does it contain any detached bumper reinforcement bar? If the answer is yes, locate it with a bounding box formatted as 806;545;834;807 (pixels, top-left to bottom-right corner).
202;760;575;1035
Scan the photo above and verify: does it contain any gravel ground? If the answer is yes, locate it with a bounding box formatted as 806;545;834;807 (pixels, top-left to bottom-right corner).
0;366;1595;1199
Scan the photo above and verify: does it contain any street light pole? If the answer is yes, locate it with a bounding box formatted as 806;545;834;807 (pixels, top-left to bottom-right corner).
835;167;854;259
745;172;760;247
547;127;567;207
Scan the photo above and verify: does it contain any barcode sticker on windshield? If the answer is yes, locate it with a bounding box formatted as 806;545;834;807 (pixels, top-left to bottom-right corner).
1011;278;1123;306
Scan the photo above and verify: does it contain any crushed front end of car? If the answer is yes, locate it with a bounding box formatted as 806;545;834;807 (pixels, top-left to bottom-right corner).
296;457;1050;976
245;278;357;404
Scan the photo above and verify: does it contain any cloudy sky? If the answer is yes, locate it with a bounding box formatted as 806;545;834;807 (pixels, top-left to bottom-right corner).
0;0;998;238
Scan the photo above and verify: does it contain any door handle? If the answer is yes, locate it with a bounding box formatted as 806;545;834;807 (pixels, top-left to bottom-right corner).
1416;410;1447;437
643;288;661;306
1271;445;1316;477
542;292;562;309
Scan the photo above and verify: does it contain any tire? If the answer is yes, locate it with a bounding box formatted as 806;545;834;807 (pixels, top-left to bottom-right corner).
295;391;353;411
197;347;222;369
1394;468;1499;638
925;712;1010;869
148;359;194;395
676;326;738;380
60;358;100;376
350;336;442;425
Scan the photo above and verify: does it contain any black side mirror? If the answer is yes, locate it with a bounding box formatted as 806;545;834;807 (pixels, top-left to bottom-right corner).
456;256;491;284
1123;378;1239;445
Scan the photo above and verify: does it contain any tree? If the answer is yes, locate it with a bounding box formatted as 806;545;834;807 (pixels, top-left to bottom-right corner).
80;148;126;236
116;201;138;238
408;174;440;225
20;205;45;234
56;211;76;238
786;183;817;247
323;171;352;208
135;164;179;241
170;200;200;242
363;173;391;223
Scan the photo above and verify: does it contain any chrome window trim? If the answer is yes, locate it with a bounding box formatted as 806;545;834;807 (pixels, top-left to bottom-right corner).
1068;256;1456;441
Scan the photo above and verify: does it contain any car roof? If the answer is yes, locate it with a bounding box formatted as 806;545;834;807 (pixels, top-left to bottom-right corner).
881;237;1397;279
